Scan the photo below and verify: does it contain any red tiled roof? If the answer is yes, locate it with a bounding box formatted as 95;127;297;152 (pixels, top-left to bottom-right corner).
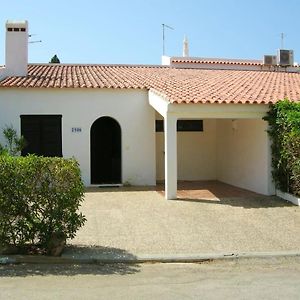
0;64;300;104
0;64;151;89
171;57;263;66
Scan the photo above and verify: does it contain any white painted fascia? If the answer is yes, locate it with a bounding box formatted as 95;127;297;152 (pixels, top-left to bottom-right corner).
148;89;170;118
167;103;270;119
149;89;270;120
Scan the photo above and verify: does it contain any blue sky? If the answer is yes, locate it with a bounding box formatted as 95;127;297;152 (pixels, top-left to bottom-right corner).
0;0;300;65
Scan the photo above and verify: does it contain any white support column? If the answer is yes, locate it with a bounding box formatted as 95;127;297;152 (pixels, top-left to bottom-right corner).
164;114;177;199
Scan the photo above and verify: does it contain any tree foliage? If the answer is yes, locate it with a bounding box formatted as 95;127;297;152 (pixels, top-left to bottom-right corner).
49;54;60;64
264;99;300;196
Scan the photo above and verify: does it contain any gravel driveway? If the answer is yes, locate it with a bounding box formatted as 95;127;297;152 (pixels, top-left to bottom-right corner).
68;185;300;256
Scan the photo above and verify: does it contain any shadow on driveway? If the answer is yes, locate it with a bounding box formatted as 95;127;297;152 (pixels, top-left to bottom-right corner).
0;246;140;278
85;181;294;209
173;196;294;209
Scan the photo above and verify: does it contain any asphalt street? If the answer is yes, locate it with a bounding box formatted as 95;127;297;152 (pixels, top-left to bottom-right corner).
0;257;299;299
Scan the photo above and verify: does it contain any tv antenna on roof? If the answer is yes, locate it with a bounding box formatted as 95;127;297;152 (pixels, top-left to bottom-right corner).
280;32;286;49
28;33;42;44
162;23;174;56
29;40;42;44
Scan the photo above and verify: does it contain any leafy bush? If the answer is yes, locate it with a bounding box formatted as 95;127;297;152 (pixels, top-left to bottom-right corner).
0;125;26;156
0;155;86;254
291;160;300;194
264;99;300;196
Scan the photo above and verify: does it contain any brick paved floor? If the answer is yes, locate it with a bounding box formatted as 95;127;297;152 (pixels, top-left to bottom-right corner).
156;180;259;200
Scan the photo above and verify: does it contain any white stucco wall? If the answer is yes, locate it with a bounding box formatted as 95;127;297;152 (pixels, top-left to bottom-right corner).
0;88;156;186
216;119;272;195
156;118;217;181
155;112;273;195
0;67;6;80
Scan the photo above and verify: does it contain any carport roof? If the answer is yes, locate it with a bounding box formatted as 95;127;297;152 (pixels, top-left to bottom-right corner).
1;63;300;104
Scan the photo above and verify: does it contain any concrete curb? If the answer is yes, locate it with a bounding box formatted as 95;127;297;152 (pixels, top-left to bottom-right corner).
1;251;300;265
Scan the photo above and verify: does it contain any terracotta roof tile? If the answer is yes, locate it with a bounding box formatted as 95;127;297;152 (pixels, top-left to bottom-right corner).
0;64;300;104
171;57;263;66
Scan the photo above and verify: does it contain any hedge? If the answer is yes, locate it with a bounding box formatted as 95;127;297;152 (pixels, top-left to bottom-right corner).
0;155;86;254
264;99;300;196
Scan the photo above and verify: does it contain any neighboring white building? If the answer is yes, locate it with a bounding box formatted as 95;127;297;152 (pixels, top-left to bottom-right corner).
1;20;300;199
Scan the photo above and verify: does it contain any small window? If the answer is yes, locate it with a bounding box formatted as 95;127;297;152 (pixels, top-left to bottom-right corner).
155;120;164;132
177;120;203;131
13;28;20;32
7;28;13;32
21;115;62;157
155;120;203;132
20;28;26;32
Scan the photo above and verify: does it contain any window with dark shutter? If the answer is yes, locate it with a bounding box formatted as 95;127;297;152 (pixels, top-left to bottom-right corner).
155;120;203;132
21;115;62;157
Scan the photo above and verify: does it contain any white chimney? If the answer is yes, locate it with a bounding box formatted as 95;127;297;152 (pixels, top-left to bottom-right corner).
183;36;189;57
5;20;28;76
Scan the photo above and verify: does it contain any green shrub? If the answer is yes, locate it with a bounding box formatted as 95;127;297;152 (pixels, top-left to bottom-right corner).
0;155;86;254
291;157;300;196
264;99;300;196
0;125;26;156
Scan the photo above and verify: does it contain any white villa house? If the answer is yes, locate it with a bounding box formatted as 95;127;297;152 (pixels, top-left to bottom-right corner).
1;20;300;199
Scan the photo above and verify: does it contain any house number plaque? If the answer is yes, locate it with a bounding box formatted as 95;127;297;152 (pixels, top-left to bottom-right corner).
72;127;82;133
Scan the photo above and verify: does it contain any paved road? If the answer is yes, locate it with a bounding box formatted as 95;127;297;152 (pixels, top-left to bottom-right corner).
1;257;299;299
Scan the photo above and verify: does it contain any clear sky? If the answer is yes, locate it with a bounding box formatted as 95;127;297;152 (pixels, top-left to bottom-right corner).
0;0;300;65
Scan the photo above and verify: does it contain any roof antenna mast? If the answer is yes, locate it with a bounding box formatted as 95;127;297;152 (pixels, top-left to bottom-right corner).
162;23;174;56
281;32;285;49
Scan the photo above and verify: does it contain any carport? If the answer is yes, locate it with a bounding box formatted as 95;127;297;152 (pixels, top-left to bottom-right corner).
149;90;275;200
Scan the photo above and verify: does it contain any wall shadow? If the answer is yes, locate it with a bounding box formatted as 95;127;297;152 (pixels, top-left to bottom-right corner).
84;182;294;208
85;186;157;193
173;196;294;209
85;181;262;199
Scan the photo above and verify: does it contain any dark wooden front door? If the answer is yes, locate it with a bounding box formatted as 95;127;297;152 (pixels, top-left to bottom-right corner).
91;117;121;184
